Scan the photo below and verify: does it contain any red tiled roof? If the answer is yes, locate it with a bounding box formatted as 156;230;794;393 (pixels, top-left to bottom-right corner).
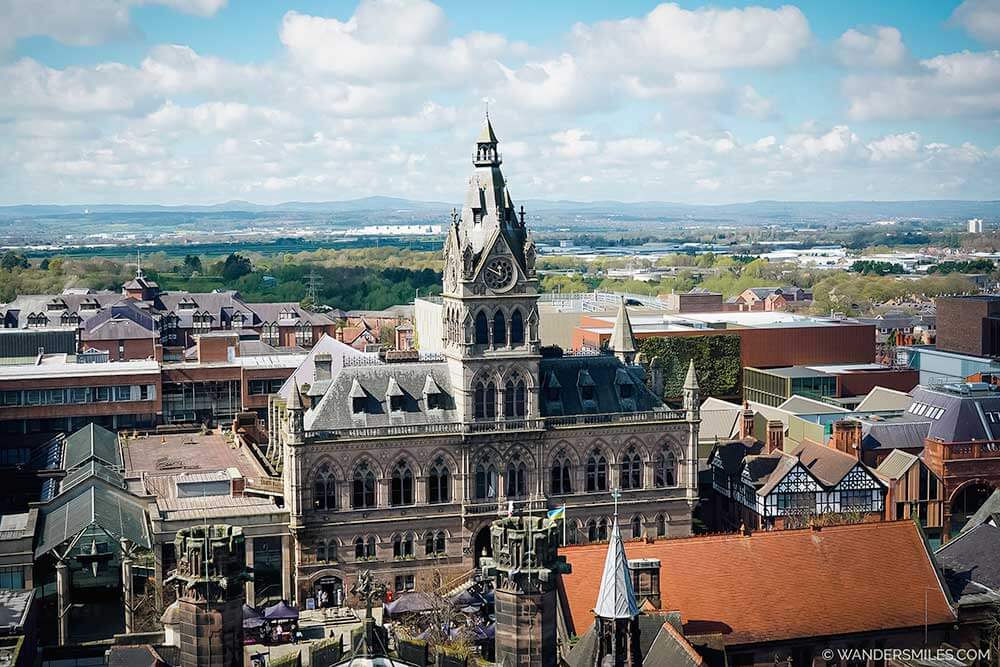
559;521;954;647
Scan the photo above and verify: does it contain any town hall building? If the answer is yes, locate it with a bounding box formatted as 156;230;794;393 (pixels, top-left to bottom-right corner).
276;119;700;607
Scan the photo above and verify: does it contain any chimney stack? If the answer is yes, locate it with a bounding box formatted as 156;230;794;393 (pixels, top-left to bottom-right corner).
831;420;863;461
740;402;755;439
766;419;784;453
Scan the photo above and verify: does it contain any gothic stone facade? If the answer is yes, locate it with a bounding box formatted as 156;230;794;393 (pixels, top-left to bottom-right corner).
280;121;699;605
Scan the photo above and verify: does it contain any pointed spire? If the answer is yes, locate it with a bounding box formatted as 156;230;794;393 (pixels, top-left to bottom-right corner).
287;378;304;411
478;115;499;144
608;297;637;363
684;359;699;391
593;516;640;620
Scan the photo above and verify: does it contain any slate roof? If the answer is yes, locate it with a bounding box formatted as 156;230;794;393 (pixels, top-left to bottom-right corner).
593;517;640;619
306;360;458;431
81;317;157;341
788;440;866;488
707;438;762;476
859;416;930;452
539;356;660;417
565;617;704;667
742;451;796;495
558;521;955;645
936;524;1000;601
277;334;372;402
908;384;1000;442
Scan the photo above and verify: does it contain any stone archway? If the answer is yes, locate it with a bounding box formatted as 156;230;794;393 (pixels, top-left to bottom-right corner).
949;479;996;537
473;525;493;568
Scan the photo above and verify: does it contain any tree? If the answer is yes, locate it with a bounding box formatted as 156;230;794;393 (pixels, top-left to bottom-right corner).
221;253;252;280
182;254;203;274
0;252;28;272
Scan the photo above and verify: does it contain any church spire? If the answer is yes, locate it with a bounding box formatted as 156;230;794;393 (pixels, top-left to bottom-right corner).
594;515;640;620
609;297;637;364
474;114;501;167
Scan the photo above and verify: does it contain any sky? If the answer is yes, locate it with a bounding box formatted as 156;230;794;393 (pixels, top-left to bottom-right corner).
1;0;999;205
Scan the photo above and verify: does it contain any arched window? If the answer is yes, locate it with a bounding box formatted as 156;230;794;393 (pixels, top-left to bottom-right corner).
504;376;527;419
654;449;678;488
474;380;497;420
655;514;666;537
630;515;643;539
586;450;608;492
620;447;642;490
435;531;446;555
390;460;414;506
427;457;450;504
550;453;572;495
493;311;507;346
352;462;376;509
510;309;524;345
587;518;609;543
506;455;528;498
393;533;414;559
475;462;498;499
474;311;489;345
318;540;337;562
313;463;337;511
366;536;376;559
354;537;365;560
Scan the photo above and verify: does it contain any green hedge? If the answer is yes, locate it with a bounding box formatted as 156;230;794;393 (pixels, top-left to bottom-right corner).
639;334;741;401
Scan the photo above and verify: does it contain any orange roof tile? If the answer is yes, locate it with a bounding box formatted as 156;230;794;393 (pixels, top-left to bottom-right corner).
559;521;954;647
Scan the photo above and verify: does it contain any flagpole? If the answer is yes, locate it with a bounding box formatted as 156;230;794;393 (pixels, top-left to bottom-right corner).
562;505;567;547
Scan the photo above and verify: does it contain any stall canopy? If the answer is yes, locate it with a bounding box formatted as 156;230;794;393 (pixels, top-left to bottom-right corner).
264;601;299;620
243;604;265;629
384;592;437;616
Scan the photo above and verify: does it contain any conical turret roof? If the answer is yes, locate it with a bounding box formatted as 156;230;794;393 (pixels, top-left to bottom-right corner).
593;516;640;620
684;359;699;390
608;297;637;355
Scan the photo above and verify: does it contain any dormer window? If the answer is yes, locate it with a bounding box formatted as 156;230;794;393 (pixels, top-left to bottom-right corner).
615;368;636;400
349;378;367;415
231;312;244;329
179;299;197;310
386;377;405;413
423;374;445;411
543;371;561;403
579;370;596;402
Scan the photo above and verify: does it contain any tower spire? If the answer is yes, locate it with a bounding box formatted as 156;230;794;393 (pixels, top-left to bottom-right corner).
609;297;637;364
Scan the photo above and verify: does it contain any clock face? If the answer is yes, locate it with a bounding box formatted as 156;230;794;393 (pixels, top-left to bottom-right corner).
483;257;515;291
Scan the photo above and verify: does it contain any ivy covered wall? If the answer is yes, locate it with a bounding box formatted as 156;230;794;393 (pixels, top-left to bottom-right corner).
638;334;742;401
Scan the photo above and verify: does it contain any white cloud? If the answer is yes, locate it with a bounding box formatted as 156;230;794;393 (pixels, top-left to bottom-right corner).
844;50;1000;119
0;0;227;51
834;26;906;68
867;132;921;161
951;0;1000;45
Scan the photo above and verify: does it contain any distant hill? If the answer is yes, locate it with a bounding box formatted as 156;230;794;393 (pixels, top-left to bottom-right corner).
1;198;998;223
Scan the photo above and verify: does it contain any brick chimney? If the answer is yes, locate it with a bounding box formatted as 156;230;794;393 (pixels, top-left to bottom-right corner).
831;420;863;460
739;402;755;439
766;419;784;453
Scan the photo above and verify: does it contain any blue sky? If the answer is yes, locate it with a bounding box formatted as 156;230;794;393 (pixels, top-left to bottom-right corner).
1;0;999;204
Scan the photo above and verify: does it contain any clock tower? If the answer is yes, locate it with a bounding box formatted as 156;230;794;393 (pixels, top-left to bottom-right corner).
442;117;540;423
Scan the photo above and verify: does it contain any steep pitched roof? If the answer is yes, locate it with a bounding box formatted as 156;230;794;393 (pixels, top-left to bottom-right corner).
936;523;1000;601
961;489;1000;533
559;521;955;645
788;439;869;488
608;298;637;355
593;516;640;619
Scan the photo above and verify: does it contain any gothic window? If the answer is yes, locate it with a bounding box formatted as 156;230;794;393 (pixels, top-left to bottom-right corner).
630;515;643;539
653;449;678;488
655;514;666;537
261;322;279;346
427;457;450;504
390;460;414;506
587;518;609;542
318;539;337;563
510;309;524;344
425;531;447;556
474;311;489;345
475;462;498;499
620;447;643;490
586;450;608;492
506;455;528;498
392;533;414;559
354;536;375;560
435;531;446;555
550;453;572;495
313;463;337;510
503;376;527;419
474;380;497;420
352;462;376;509
493;311;507;346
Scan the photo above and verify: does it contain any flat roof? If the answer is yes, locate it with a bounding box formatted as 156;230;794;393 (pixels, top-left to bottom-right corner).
122;431;265;479
0;358;160;380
